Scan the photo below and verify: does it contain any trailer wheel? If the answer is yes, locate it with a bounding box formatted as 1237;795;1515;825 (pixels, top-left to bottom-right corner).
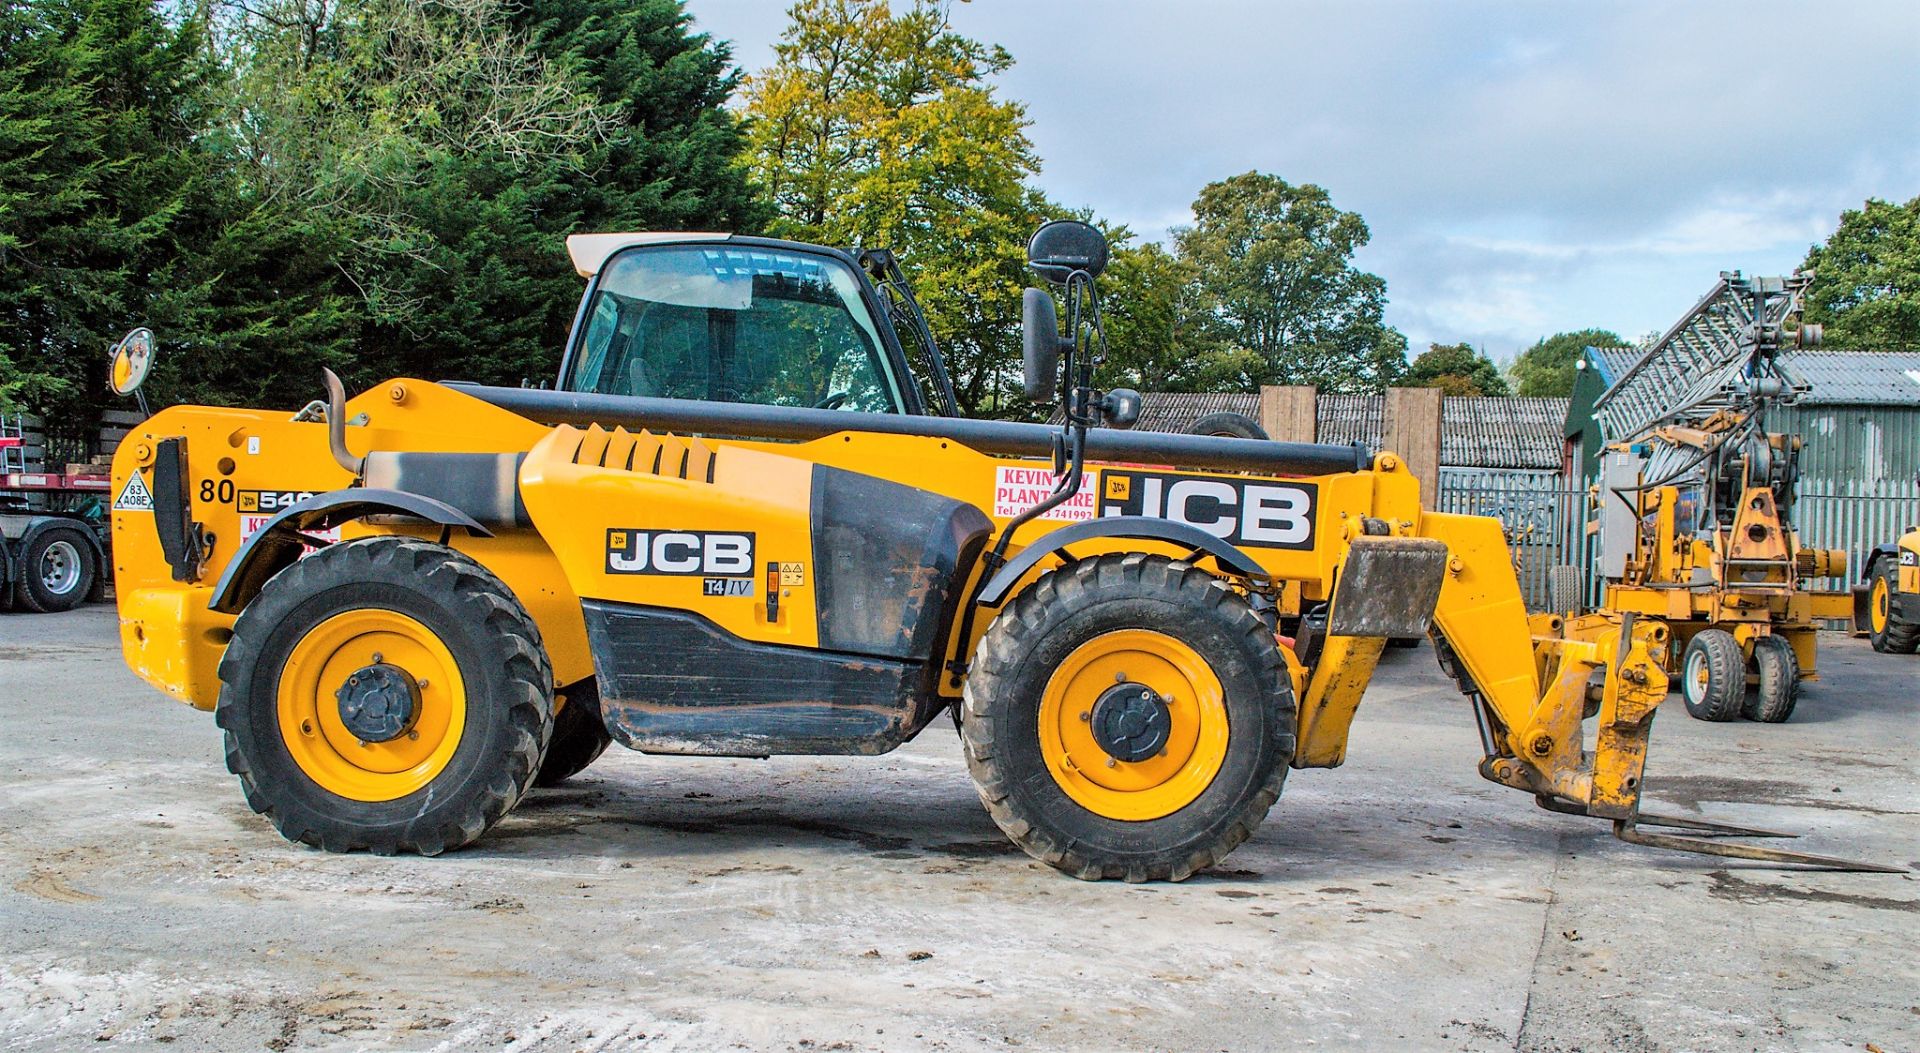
962;554;1294;882
1868;560;1920;654
1679;629;1743;721
15;525;97;613
1741;635;1798;723
534;680;612;787
215;537;553;855
1186;411;1269;440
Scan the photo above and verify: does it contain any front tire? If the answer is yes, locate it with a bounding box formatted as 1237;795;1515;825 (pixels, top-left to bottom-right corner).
962;554;1294;882
215;537;553;855
1679;628;1743;722
1868;559;1920;654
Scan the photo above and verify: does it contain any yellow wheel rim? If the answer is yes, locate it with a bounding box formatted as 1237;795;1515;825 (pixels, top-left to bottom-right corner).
1871;577;1890;634
1037;629;1228;821
276;610;467;802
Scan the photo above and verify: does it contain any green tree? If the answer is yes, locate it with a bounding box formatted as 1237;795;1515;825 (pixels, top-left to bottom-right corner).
742;0;1049;416
218;0;761;399
1508;328;1626;397
0;0;230;416
1173;172;1407;393
1405;342;1509;397
1097;240;1255;393
1803;195;1920;353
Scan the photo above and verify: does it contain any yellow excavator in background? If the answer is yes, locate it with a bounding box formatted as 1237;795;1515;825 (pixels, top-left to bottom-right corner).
104;224;1898;879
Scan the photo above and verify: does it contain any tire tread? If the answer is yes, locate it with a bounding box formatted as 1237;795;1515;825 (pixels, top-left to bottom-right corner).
215;536;552;855
961;555;1293;882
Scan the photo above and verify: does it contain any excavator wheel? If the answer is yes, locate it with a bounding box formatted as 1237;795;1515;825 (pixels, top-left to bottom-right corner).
1742;635;1799;723
962;553;1294;882
535;680;613;787
215;537;553;855
1679;628;1743;722
1868;559;1920;654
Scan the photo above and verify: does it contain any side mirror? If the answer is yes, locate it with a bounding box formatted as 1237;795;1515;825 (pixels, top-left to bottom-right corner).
1026;220;1109;284
107;328;156;397
1100;388;1141;429
1022;288;1068;402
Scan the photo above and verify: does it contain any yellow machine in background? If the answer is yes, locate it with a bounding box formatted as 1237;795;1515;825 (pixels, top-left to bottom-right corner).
1589;273;1851;724
1860;524;1920;654
106;225;1896;878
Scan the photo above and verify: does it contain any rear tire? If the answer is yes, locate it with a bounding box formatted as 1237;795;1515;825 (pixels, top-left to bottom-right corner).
1869;559;1920;654
216;537;553;855
1679;629;1743;722
15;525;96;613
534;680;613;787
1742;635;1798;723
962;554;1294;882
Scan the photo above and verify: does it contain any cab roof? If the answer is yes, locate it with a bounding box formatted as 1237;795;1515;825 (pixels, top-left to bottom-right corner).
564;232;731;278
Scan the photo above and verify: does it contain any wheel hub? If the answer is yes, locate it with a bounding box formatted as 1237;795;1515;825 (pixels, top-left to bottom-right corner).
1089;682;1172;763
40;540;81;595
334;663;420;743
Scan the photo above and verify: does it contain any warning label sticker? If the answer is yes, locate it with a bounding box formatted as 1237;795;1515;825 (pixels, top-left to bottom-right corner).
113;472;154;512
992;465;1099;522
239;515;341;547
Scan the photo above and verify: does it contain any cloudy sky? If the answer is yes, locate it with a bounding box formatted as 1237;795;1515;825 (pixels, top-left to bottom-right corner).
684;1;1920;363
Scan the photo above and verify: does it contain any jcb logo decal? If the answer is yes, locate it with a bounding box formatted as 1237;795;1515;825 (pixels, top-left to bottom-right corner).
605;529;755;577
238;489;319;514
1096;470;1316;550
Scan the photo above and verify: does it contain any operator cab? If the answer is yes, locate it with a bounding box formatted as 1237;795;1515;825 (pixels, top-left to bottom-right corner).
558;233;953;417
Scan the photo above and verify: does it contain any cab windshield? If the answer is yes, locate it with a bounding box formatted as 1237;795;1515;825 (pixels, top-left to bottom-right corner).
565;244;904;413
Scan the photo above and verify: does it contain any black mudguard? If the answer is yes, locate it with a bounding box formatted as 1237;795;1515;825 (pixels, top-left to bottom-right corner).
208;488;490;614
975;515;1268;609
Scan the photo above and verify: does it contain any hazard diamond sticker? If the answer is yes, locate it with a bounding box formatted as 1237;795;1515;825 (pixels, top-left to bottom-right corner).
113;472;154;512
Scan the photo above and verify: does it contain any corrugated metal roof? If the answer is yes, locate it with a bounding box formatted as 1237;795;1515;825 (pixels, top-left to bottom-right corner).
1779;351;1920;405
1586;346;1640;386
1315;394;1383;449
1131;392;1260;433
1441;397;1568;470
1583;347;1920;407
1056;390;1568;470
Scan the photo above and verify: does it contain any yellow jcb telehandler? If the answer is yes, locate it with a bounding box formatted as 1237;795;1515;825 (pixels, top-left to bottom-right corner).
106;222;1898;879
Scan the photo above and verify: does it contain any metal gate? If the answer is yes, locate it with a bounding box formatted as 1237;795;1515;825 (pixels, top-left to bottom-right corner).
1438;469;1917;615
1437;468;1596;613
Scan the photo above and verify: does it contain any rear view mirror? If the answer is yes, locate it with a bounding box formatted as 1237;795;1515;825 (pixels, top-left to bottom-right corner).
1026;220;1109;284
1023;288;1067;402
107;328;155;397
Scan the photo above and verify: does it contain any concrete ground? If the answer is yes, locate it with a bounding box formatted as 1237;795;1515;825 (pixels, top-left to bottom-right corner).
1;606;1914;1053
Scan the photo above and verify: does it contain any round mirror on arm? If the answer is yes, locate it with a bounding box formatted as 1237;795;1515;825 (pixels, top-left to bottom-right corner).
107;327;156;397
